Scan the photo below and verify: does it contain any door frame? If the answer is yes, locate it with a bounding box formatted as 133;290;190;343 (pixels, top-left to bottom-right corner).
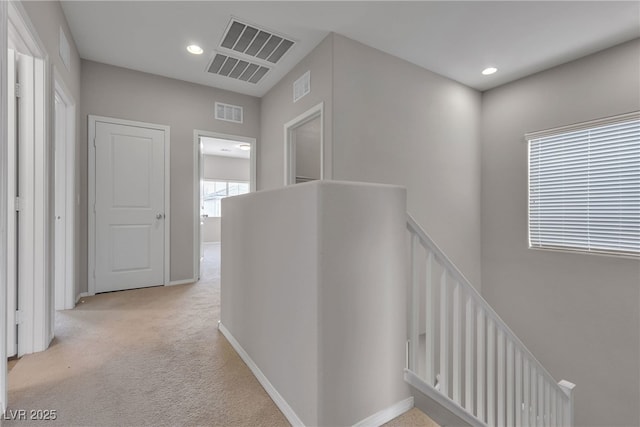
192;129;256;281
53;70;75;310
1;0;8;415
88;115;171;295
7;0;50;358
283;102;324;185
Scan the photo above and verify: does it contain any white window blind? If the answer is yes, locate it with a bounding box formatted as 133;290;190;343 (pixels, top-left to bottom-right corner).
527;112;640;257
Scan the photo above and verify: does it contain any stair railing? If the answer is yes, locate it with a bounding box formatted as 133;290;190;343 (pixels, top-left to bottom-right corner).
406;214;575;427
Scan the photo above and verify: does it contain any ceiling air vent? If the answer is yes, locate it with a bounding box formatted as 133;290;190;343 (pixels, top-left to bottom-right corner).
207;53;270;84
220;19;295;64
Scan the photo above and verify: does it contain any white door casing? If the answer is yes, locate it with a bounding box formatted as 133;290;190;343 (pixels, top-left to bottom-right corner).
284;102;324;185
1;0;9;414
6;48;17;358
53;74;75;311
89;116;170;294
54;93;66;308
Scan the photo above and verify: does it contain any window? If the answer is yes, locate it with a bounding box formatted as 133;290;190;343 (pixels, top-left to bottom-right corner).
202;180;249;217
527;112;640;257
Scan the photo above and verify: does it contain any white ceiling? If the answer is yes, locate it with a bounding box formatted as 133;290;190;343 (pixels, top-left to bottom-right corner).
60;1;640;97
201;137;250;159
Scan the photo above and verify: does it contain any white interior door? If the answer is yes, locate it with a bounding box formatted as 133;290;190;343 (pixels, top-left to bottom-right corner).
94;121;166;293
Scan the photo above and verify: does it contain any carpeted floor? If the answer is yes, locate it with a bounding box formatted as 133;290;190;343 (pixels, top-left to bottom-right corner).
6;243;437;427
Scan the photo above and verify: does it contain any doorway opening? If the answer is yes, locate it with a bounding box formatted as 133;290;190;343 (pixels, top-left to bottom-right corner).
284;102;324;185
193;130;255;281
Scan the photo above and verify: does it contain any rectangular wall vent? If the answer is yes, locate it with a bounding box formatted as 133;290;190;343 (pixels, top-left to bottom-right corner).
220;19;295;64
293;71;311;102
207;53;270;84
215;102;243;124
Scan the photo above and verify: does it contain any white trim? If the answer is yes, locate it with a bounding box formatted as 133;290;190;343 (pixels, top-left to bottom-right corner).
219;323;305;427
192;129;256;281
352;397;414;427
525;110;640;140
168;279;195;286
75;292;90;304
283;102;324;185
88;115;171;295
53;69;76;311
1;0;8;414
404;369;485;427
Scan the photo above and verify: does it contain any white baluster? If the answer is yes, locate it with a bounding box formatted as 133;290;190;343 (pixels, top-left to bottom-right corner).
452;281;462;404
538;375;543;427
440;270;449;396
487;319;495;426
465;295;474;414
410;234;419;374
550;387;557;427
545;381;550;427
497;329;505;427
515;349;522;427
507;339;514;427
530;367;537;427
556;391;564;426
476;309;485;422
425;252;435;385
523;359;530;427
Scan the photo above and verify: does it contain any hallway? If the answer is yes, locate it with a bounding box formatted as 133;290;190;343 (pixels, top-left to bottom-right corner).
5;243;288;426
5;243;433;426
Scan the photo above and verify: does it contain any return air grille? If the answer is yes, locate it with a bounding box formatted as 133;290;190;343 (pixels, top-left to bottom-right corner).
220;19;295;64
207;53;270;84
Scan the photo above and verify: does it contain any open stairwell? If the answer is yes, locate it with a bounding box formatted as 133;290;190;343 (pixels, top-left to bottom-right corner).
220;181;574;427
406;214;575;427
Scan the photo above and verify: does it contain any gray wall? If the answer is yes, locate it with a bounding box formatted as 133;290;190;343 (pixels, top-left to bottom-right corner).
22;0;82;299
259;34;333;190
203;155;250;181
481;39;640;427
332;34;483;287
81;60;260;285
203;155;250;242
221;181;409;425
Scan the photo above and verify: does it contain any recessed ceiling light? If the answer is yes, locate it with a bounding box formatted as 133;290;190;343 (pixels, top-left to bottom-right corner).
187;44;203;55
482;67;498;75
238;144;251;151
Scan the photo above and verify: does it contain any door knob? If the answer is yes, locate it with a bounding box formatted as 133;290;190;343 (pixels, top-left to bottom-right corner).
156;213;164;219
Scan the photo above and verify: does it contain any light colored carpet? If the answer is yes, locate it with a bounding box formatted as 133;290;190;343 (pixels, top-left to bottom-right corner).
6;242;437;427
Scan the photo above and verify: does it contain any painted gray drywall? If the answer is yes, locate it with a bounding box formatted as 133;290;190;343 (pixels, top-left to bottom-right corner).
81;60;260;286
221;183;320;424
202;155;250;242
481;39;640;427
332;34;483;287
203;155;250;182
21;1;82;300
221;181;409;425
259;34;333;190
316;182;409;425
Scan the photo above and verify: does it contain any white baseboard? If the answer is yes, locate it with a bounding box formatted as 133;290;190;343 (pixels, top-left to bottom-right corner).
352;396;414;427
218;323;305;427
75;292;91;304
168;278;196;286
